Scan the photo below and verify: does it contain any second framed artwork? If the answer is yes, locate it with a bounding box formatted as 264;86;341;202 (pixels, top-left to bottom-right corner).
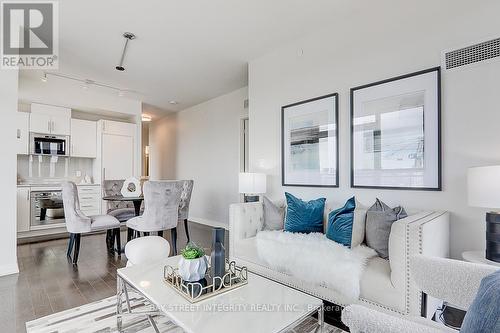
350;67;441;190
281;93;339;187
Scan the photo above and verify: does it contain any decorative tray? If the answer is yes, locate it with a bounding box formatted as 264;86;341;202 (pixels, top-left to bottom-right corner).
163;260;248;303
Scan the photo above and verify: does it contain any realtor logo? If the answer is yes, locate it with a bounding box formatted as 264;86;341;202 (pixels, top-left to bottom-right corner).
1;1;58;69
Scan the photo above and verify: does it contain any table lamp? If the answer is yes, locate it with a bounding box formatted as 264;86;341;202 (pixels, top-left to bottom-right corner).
467;165;500;262
239;173;266;202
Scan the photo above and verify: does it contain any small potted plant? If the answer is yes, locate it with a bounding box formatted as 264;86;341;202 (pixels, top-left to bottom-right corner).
178;243;208;282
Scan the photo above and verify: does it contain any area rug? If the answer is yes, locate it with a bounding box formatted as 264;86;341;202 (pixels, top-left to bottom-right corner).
26;292;344;333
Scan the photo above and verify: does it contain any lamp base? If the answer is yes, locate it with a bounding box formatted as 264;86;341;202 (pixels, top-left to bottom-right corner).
486;212;500;263
244;195;260;203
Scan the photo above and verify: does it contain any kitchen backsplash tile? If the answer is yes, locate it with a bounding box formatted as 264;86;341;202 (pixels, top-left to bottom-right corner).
17;155;94;184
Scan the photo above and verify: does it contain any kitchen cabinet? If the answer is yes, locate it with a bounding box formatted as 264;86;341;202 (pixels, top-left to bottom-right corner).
16;111;29;154
50;114;71;135
29;112;52;134
17;187;30;233
71;119;97;158
98;120;137;181
77;185;101;216
30;103;71;135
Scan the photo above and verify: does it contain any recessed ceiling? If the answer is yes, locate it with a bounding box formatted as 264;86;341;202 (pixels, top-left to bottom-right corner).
19;0;486;113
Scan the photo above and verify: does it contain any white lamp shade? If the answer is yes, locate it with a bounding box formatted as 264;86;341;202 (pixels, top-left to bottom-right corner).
468;165;500;208
239;173;266;194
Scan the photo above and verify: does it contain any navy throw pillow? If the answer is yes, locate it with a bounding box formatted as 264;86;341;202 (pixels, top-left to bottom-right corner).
284;192;325;233
326;197;356;247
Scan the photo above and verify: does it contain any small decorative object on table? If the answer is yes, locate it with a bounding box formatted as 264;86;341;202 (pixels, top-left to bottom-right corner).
164;259;248;303
178;242;208;282
211;227;226;288
121;177;142;197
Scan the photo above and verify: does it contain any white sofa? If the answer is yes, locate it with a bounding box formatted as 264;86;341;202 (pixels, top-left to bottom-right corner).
229;202;450;316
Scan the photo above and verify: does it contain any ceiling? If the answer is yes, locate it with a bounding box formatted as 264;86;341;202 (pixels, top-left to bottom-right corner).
19;0;488;114
20;0;359;112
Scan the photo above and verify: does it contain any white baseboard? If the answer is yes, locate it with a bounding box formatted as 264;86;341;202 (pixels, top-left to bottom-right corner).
0;263;19;277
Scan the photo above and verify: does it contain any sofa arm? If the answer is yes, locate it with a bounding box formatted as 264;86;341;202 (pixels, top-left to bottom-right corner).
229;202;264;255
388;211;450;315
342;305;450;333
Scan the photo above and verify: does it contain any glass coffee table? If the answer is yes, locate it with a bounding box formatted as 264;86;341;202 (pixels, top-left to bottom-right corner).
116;255;324;333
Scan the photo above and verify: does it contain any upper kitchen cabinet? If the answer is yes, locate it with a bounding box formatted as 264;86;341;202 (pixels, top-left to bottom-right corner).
71;119;97;158
30;103;71;135
16;111;29;154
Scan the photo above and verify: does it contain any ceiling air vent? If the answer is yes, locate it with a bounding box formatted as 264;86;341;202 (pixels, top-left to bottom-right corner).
444;37;500;70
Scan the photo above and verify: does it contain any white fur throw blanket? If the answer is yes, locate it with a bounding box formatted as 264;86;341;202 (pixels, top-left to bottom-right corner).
256;230;376;300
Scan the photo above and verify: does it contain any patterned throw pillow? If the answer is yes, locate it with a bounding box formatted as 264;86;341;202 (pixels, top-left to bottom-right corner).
284;192;326;234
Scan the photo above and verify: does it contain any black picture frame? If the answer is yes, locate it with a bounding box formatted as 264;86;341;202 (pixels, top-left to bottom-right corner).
281;93;339;188
350;67;442;191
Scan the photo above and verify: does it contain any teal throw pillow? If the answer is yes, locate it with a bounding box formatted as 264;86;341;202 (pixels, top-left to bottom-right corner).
326;197;357;247
284;192;325;234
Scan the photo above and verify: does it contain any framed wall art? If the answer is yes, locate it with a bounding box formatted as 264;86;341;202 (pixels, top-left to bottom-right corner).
282;93;339;187
350;67;441;190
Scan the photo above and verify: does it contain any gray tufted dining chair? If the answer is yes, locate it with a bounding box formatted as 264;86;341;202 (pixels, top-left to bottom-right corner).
62;182;121;264
126;181;183;254
102;180;138;221
178;180;194;243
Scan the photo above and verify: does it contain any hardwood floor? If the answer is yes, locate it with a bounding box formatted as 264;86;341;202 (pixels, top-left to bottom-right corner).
0;222;215;333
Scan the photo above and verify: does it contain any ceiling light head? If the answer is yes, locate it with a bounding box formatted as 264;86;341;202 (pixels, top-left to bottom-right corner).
141;114;152;122
41;73;48;82
123;32;136;40
169;100;178;105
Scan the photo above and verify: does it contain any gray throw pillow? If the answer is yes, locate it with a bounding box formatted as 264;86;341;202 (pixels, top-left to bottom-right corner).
365;198;407;259
262;196;284;230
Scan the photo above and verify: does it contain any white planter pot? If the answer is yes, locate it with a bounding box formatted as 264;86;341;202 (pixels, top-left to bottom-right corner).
178;257;208;282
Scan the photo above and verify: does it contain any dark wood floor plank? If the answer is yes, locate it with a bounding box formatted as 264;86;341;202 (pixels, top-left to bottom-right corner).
2;222;214;333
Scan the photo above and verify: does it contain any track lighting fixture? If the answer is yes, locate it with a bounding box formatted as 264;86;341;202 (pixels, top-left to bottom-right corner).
40;72;138;96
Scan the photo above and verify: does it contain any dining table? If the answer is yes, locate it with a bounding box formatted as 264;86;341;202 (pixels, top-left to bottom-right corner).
102;195;144;248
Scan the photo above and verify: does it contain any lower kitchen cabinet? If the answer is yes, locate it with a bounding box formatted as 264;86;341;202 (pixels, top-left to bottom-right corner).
17;187;30;232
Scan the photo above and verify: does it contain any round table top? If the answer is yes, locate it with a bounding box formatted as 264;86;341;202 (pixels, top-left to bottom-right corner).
102;195;143;201
462;250;500;267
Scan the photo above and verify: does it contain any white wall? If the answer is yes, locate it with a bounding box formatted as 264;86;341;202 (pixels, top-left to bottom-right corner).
175;87;248;227
149;113;178;180
248;2;500;258
0;70;19;276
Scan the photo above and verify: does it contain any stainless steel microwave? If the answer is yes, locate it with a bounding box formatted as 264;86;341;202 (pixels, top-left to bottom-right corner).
30;133;70;156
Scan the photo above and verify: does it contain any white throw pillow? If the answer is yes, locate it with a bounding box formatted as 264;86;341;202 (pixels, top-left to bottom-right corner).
351;199;367;247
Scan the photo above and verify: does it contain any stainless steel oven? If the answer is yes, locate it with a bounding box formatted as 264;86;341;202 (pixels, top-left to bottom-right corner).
30;133;69;156
30;190;65;228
